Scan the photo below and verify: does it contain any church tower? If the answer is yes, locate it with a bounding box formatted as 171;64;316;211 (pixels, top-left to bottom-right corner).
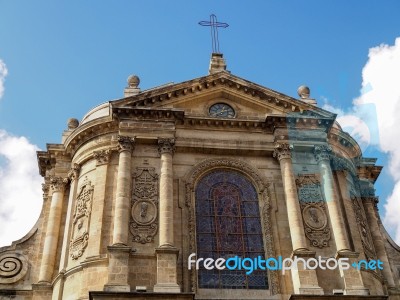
1;53;400;300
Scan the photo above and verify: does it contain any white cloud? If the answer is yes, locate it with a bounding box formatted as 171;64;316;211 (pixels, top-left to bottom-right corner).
0;130;43;247
0;60;8;99
0;60;43;247
323;37;400;244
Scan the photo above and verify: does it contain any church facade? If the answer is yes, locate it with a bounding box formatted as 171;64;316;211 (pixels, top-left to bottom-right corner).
1;54;400;300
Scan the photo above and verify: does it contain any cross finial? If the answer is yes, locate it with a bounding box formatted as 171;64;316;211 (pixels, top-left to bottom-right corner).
199;14;229;54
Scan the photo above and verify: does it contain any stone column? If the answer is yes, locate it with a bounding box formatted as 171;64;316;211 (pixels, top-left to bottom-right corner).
112;136;134;246
158;138;175;248
273;143;309;251
38;176;67;284
86;149;111;259
154;138;180;293
314;145;350;252
314;145;368;295
105;137;134;292
363;197;395;288
54;164;80;300
273;143;323;295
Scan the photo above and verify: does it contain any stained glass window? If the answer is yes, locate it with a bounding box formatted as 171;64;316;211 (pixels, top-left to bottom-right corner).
195;170;268;289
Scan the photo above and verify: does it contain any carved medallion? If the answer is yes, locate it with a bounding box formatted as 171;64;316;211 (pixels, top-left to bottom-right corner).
296;174;331;248
70;176;94;260
130;167;159;244
303;205;327;230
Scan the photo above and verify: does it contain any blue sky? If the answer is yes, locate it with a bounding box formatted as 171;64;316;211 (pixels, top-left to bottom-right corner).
1;1;400;246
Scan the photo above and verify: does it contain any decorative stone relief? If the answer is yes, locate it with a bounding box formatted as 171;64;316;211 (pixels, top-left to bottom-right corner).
93;149;111;166
184;158;280;295
130;167;159;244
352;196;377;261
0;252;29;284
69;176;94;260
296;174;331;248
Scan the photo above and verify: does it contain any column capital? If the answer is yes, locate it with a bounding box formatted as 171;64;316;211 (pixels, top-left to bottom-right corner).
67;163;81;182
273;142;293;161
362;196;379;207
314;145;332;163
93;149;111;166
117;136;135;153
49;176;67;193
158;138;175;155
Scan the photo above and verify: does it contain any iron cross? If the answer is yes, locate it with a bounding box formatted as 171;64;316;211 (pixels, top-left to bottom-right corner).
199;14;229;54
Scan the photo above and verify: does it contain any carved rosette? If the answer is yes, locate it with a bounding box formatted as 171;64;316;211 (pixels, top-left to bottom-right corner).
273;142;293;161
68;163;81;182
313;145;332;163
0;252;29;284
296;174;331;248
158;138;175;155
117;135;135;153
352;196;377;261
130;167;159;244
69;176;94;259
93;149;111;166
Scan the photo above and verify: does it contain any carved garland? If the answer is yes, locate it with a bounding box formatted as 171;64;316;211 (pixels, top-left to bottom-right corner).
184;158;280;295
296;174;331;248
130;167;159;243
69;176;94;260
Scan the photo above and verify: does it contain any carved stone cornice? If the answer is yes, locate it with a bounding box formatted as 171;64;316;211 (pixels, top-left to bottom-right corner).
93;149;111;166
117;136;135;153
314;145;332;163
273;142;293;161
49;176;67;193
158;138;175;155
68;163;81;181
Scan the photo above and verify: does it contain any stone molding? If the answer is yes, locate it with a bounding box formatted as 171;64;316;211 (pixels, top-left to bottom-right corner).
93;149;111;166
158;138;176;155
117;135;135;153
184;158;279;295
273;142;293;161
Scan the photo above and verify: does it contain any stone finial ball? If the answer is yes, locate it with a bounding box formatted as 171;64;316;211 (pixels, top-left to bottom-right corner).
127;75;140;88
67;118;79;130
297;85;310;99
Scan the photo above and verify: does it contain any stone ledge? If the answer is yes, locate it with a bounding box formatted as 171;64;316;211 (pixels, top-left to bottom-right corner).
289;295;388;300
89;291;194;300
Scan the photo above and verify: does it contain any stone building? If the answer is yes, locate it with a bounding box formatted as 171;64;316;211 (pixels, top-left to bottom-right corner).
1;53;400;300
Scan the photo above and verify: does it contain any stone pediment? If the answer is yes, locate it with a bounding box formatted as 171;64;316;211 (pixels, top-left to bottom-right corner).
111;71;335;121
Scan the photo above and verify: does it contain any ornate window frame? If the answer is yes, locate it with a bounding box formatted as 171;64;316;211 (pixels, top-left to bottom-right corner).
184;158;279;296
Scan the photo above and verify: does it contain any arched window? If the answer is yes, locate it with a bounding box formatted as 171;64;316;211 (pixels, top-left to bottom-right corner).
195;169;268;289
